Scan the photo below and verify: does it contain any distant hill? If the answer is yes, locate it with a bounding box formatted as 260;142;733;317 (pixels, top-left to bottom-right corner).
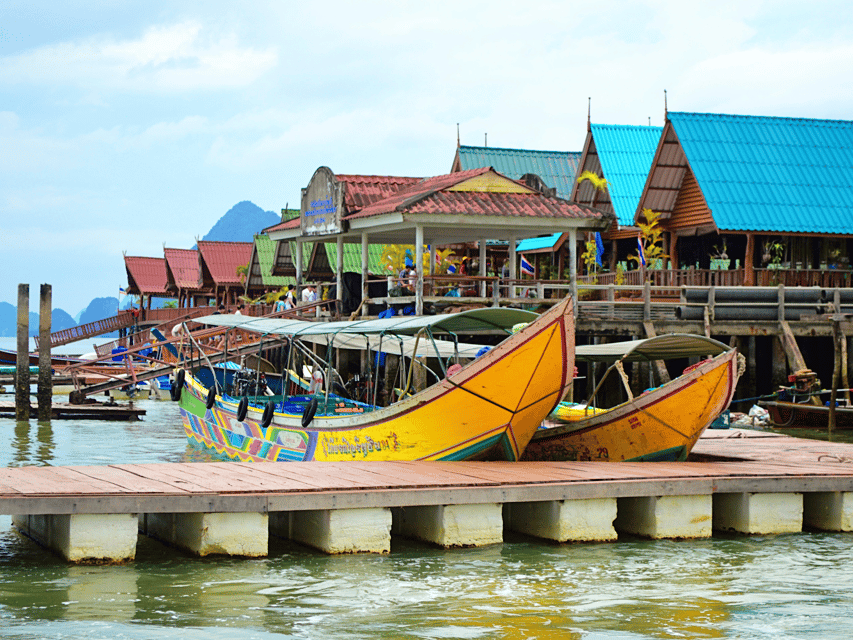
79;297;121;338
200;201;280;243
0;301;77;338
51;309;77;333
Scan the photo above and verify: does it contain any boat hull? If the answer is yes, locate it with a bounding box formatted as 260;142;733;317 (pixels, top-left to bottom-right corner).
179;297;574;462
522;349;740;462
760;401;853;429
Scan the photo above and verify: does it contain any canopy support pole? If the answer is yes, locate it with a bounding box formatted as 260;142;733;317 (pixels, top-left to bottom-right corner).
415;225;424;315
361;233;369;317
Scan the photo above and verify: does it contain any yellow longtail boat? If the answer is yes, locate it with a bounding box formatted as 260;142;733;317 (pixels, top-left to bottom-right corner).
523;334;742;462
175;296;574;462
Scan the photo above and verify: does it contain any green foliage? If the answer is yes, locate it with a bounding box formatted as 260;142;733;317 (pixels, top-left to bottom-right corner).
577;170;609;192
236;262;249;284
581;239;599;278
380;245;458;275
627;209;668;273
163;300;178;309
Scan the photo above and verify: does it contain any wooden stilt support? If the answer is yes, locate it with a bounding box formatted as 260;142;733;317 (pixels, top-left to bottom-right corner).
642;321;671;386
16;284;29;422
38;284;52;422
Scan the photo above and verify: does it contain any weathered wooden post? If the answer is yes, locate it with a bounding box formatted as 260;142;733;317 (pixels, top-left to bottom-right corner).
16;284;30;421
829;314;843;436
38;284;52;421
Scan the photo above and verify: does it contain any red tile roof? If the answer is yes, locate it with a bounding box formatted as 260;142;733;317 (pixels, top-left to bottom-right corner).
124;256;169;295
263;174;422;234
197;241;253;286
405;190;612;220
164;248;201;290
342;167;613;223
263;216;301;234
337;174;422;210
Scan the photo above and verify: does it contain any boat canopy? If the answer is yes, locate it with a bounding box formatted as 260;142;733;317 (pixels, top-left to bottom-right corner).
575;334;731;363
297;333;488;359
191;307;538;337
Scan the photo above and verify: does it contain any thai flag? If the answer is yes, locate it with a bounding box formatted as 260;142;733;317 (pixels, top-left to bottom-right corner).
637;234;647;267
446;264;456;274
119;287;127;295
520;255;535;276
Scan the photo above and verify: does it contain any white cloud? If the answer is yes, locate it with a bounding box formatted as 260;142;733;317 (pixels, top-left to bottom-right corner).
0;21;277;93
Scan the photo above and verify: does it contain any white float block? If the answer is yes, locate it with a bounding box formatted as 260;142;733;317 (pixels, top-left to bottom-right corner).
12;513;137;563
140;512;267;557
272;508;391;554
506;499;617;542
615;495;712;539
393;503;503;548
713;492;803;534
803;492;853;531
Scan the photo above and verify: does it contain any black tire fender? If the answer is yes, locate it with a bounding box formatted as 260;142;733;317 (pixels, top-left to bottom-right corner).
171;369;185;401
261;400;275;428
302;397;319;428
206;386;216;410
236;397;249;422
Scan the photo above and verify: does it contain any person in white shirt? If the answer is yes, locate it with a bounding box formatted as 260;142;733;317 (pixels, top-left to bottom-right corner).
301;286;312;304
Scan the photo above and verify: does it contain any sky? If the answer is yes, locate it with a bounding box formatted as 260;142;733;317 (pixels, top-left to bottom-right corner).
2;0;852;314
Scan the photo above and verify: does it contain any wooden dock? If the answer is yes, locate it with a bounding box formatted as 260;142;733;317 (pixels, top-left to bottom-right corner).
0;400;145;421
3;428;853;563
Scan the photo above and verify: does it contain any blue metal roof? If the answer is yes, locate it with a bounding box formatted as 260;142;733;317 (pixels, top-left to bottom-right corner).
455;145;581;199
516;232;562;252
668;112;853;234
590;124;662;226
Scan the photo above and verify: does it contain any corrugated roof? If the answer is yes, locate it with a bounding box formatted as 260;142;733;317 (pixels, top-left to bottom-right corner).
324;242;386;274
197;241;254;286
252;235;290;287
668;112;853;234
124;256;168;295
516;232;564;253
164;248;201;290
589;124;662;226
454;145;581;199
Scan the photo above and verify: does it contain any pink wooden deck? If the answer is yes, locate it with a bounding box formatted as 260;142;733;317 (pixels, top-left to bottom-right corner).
1;429;853;516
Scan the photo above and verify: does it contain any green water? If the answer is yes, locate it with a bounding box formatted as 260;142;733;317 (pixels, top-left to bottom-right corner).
1;399;852;639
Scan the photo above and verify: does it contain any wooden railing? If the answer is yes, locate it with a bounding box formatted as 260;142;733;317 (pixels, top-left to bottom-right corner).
33;311;136;350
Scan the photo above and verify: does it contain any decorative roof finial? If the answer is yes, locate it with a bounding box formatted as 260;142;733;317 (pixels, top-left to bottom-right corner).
485;132;487;147
456;123;460;148
587;97;591;131
664;89;668;118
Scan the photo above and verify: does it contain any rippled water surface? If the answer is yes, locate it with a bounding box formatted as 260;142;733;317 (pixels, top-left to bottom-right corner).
1;398;852;639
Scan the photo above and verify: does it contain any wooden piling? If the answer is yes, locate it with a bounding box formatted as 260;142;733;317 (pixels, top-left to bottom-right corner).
38;284;52;421
15;284;29;421
830;317;842;435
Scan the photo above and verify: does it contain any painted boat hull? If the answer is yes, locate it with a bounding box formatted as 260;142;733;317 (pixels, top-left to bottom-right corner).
179;297;574;462
522;349;740;462
760;401;853;429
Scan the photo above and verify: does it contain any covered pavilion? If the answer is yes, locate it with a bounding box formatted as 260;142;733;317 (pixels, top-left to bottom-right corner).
265;166;614;315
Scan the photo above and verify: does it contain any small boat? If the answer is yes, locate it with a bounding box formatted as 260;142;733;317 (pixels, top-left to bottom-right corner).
522;334;742;462
759;400;853;429
175;296;575;461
